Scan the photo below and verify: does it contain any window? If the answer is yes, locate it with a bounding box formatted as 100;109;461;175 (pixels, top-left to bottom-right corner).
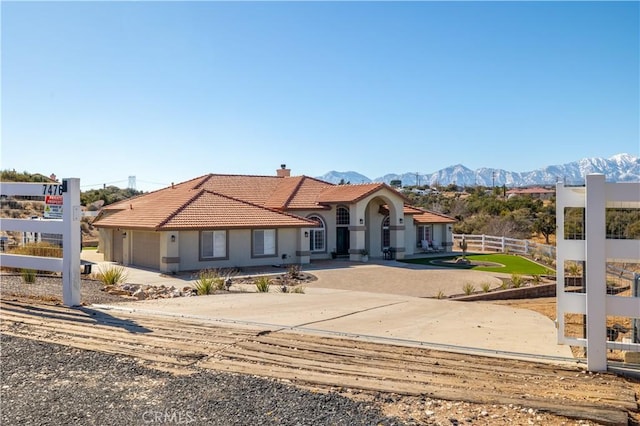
200;230;226;259
416;225;431;247
253;229;276;256
308;215;326;252
382;216;390;248
336;206;350;225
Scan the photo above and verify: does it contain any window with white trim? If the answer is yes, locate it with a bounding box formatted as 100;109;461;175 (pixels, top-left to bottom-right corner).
253;229;276;256
336;206;350;225
201;230;227;259
308;215;326;252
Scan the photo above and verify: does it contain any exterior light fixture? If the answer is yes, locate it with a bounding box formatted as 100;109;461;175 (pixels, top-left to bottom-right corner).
304;231;309;238
122;232;127;238
171;235;176;242
399;218;403;224
359;218;364;224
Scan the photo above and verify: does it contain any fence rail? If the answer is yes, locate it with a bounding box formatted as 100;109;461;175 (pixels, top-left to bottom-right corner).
452;234;555;258
0;179;81;306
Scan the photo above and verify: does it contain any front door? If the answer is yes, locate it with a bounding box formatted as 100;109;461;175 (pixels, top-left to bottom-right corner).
336;227;350;255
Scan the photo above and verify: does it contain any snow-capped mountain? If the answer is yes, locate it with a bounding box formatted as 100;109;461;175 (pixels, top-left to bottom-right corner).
315;170;371;185
316;154;640;187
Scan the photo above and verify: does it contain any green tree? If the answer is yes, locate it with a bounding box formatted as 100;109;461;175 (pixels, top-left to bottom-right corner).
534;206;556;244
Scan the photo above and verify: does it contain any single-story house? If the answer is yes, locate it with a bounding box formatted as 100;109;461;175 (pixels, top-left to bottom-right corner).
93;166;456;273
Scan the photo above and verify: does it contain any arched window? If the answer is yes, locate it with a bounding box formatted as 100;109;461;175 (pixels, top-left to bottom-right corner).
307;215;326;252
336;206;350;225
382;216;390;248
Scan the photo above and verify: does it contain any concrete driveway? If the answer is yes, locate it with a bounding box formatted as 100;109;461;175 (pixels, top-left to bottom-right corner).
84;251;573;362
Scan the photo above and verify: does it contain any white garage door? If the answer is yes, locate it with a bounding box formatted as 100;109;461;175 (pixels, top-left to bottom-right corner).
132;231;160;269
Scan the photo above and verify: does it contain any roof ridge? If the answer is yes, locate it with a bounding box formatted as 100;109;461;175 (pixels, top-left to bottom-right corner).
197;189;319;224
305;175;337;186
279;176;306;210
157;188;206;229
412;206;456;220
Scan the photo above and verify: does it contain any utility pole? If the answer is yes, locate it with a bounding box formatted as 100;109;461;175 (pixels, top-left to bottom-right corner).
492;171;496;187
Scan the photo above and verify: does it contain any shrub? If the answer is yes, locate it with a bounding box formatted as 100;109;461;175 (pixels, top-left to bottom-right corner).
499;281;510;290
95;265;128;286
255;276;271;293
435;289;445;299
511;273;524;288
481;282;491;293
290;286;305;294
532;274;541;285
566;261;582;277
193;269;224;295
462;283;475;295
9;242;62;258
21;269;37;284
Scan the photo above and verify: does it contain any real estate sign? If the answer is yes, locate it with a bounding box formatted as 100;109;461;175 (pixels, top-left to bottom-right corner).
44;195;63;219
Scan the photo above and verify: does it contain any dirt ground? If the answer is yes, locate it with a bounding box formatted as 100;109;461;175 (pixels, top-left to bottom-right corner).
1;297;638;425
490;296;634;362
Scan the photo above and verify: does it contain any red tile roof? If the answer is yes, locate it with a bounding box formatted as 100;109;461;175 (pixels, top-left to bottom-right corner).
317;183;400;203
94;173;435;231
410;207;456;224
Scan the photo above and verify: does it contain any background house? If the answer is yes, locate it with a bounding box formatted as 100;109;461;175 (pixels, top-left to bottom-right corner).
93;166;455;272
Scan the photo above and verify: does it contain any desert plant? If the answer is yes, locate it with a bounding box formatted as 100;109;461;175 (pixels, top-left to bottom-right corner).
287;264;301;279
566;261;582;277
499;281;510;290
511;273;524;288
255;276;271;293
458;236;468;259
193;269;224;295
290;285;305;294
462;282;475;295
480;282;491;293
21;268;37;284
435;289;445;299
532;274;541;285
96;265;128;285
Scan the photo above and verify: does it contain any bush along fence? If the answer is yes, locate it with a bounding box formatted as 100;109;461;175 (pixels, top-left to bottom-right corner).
452;234;555;258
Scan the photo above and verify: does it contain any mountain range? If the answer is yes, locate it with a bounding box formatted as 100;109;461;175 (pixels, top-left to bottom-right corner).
316;153;640;188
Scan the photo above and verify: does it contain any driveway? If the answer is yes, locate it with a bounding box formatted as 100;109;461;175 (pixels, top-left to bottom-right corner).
83;251;572;361
304;259;505;298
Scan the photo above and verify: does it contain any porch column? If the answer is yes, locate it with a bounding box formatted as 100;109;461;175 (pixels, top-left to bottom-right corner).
390;217;405;260
350;205;367;261
160;231;180;273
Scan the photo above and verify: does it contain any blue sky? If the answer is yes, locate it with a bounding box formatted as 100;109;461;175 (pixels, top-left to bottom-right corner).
2;1;638;192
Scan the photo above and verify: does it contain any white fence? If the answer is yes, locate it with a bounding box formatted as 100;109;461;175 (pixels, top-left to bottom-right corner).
452;234;555;258
0;179;81;306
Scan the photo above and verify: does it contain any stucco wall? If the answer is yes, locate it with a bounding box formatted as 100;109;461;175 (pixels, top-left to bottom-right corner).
177;228;302;271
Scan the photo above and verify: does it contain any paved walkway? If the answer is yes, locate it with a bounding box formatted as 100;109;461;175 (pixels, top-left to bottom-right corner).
84;250;574;362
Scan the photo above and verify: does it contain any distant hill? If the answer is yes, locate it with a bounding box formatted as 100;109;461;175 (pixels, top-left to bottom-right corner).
316;153;639;187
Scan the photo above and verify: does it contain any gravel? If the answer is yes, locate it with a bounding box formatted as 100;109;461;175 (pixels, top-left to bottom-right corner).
0;274;135;305
1;334;404;426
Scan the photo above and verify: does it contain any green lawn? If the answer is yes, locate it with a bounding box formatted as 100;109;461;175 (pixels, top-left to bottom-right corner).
401;253;553;275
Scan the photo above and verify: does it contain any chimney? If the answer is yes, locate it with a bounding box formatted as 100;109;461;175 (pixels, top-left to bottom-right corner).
277;164;291;178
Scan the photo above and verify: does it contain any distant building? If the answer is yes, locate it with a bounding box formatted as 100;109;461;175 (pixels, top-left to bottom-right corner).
506;187;555;200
